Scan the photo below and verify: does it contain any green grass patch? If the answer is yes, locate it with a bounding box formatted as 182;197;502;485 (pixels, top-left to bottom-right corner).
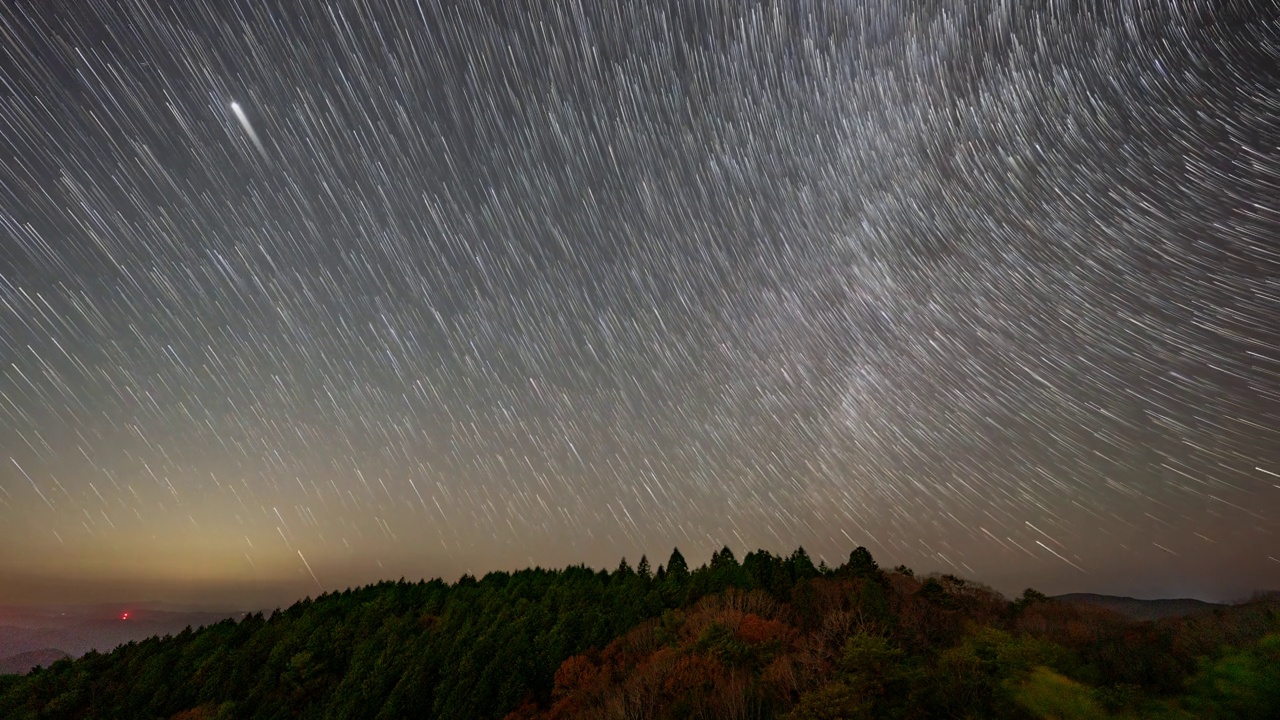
1014;666;1113;720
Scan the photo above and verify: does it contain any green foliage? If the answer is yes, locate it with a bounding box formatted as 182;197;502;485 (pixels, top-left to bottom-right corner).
783;682;873;720
0;545;1274;720
1180;631;1280;720
0;569;673;720
654;608;685;646
695;622;754;667
1014;666;1111;720
786;633;923;719
785;547;819;583
1092;683;1143;714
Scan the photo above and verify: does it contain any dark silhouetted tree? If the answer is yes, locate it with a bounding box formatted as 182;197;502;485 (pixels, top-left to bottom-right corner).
666;548;689;580
843;546;880;580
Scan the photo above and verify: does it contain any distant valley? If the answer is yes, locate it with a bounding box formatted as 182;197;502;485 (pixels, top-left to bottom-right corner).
0;604;250;675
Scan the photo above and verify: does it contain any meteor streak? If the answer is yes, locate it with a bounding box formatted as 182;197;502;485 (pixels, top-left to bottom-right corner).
230;101;270;162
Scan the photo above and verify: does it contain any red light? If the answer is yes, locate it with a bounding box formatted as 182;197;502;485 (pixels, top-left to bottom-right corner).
121;612;129;620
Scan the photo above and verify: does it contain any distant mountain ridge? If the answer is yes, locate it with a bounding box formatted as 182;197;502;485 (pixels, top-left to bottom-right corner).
0;606;250;668
0;649;70;675
1052;592;1225;620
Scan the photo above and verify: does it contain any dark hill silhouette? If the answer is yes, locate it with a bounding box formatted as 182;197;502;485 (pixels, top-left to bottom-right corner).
0;549;1276;719
1053;593;1225;621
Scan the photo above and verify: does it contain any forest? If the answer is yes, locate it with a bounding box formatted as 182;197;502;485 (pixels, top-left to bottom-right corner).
0;546;1276;719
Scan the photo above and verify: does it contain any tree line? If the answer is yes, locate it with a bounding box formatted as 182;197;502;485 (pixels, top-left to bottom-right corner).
0;545;1276;719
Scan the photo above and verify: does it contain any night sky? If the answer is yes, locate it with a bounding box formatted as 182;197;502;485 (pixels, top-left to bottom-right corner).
0;1;1276;608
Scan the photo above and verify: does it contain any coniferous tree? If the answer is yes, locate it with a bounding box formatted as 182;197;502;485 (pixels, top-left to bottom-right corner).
666;548;689;580
710;546;737;570
742;549;786;598
785;546;819;583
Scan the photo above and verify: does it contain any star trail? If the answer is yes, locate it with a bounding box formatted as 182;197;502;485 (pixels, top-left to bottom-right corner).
0;0;1276;606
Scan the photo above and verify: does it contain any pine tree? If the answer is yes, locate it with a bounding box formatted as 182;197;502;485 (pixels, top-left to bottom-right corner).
786;546;818;581
666;548;689;580
710;546;737;570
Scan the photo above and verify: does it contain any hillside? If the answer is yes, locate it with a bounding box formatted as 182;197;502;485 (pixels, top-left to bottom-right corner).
0;547;1276;720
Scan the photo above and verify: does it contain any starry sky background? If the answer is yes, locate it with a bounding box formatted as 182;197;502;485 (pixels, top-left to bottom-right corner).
0;0;1276;607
